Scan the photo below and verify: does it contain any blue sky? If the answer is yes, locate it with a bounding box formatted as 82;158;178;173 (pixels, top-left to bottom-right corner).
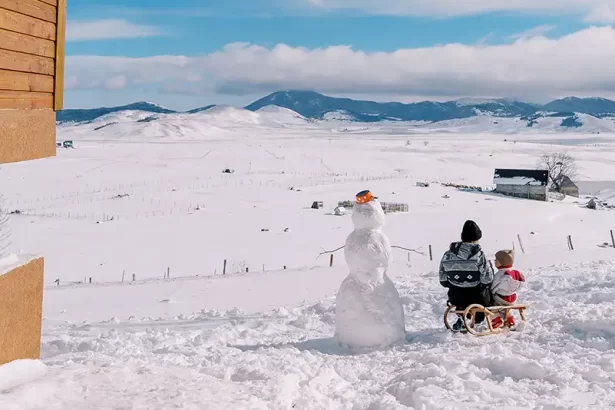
64;0;615;110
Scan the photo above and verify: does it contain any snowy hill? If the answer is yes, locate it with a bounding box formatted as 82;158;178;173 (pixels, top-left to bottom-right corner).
57;105;314;140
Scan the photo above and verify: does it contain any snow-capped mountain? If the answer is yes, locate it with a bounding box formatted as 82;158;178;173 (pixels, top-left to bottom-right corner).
56;91;615;131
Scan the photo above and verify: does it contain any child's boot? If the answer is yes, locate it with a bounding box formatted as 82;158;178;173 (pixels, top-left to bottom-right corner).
452;316;466;332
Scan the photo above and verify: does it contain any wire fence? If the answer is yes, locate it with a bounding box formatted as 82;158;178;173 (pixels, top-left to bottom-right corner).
43;228;615;291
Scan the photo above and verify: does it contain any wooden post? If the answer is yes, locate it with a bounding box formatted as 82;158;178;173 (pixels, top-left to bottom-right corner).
122;270;125;282
429;245;433;261
407;252;410;263
611;230;615;248
223;259;227;275
89;277;92;284
330;254;334;267
246;267;249;273
132;273;136;281
568;235;574;250
517;234;526;254
167;267;170;279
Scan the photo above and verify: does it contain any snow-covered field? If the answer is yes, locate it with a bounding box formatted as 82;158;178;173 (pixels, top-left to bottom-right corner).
2;111;615;409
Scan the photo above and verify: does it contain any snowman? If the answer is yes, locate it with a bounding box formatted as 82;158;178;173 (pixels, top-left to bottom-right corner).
335;190;406;350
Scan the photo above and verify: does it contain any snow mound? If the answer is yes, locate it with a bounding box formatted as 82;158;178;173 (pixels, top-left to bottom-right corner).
0;360;47;392
0;254;39;276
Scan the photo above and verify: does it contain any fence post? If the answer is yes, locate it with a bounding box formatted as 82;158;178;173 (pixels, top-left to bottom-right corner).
517;234;526;254
330;254;334;267
167;267;170;279
89;277;92;284
429;245;433;261
568;235;574;251
246;267;249;273
122;270;125;282
611;230;615;248
223;259;227;275
132;273;136;281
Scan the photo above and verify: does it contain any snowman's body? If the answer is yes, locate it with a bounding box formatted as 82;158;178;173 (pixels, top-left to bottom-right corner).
335;198;406;349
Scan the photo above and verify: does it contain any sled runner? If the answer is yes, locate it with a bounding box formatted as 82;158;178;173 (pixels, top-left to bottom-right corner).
444;303;527;336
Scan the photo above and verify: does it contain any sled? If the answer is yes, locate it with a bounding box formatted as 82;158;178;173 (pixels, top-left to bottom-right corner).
444;303;527;336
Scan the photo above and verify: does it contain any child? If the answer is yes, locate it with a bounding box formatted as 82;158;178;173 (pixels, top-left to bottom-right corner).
490;249;526;328
440;220;494;332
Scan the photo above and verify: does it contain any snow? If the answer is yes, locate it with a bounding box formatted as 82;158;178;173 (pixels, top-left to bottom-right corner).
493;177;544;186
322;110;355;121
1;114;615;408
0;360;47;393
0;253;39;276
335;199;405;349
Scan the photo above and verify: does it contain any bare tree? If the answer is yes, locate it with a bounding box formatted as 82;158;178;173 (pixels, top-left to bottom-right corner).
0;194;11;258
537;152;578;192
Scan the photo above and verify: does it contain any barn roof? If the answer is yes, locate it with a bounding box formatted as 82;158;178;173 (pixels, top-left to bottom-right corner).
560;175;578;188
493;169;549;186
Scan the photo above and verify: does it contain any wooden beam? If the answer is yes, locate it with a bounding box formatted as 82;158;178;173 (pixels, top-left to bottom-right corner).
0;8;56;40
0;27;55;58
53;0;65;110
37;0;57;6
0;48;54;75
0;0;57;23
0;90;53;108
0;68;53;92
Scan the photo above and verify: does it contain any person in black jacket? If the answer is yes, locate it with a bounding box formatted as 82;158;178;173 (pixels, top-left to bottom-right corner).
439;220;494;332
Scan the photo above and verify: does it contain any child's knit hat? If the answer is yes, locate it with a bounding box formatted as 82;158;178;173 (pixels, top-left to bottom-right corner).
495;249;514;267
461;220;482;242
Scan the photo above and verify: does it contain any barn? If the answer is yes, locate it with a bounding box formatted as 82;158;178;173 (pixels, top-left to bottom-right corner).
493;169;550;201
560;176;579;198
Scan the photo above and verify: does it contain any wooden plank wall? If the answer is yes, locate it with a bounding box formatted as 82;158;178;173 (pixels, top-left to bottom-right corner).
0;0;65;110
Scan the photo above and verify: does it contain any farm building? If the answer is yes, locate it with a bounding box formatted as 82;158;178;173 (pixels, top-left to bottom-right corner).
493;169;549;201
559;176;579;198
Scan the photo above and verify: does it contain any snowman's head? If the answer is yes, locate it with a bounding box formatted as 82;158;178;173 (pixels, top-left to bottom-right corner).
352;199;385;230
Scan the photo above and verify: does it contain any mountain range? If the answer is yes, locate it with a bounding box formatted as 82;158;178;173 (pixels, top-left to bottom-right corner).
56;91;615;126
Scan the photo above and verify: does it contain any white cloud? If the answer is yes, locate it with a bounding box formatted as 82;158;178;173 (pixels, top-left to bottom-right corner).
67;19;164;42
65;26;615;101
509;25;556;40
584;4;615;23
292;0;615;23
